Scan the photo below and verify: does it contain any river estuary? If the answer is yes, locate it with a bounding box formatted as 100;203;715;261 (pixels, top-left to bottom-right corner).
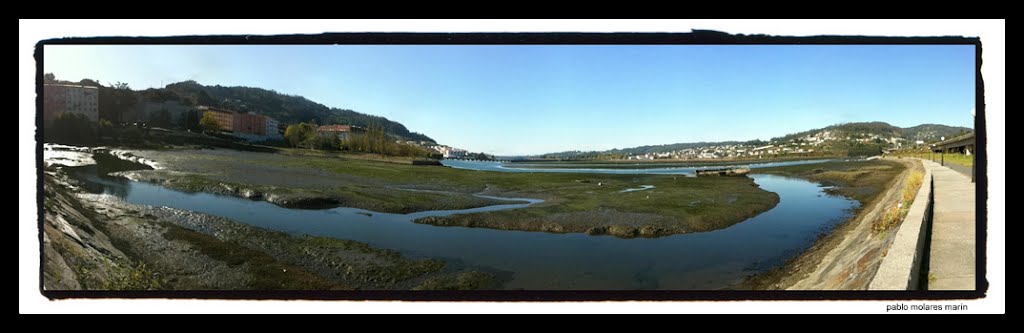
52;148;858;289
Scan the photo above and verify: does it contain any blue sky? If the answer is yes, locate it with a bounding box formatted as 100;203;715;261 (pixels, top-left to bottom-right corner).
44;44;975;155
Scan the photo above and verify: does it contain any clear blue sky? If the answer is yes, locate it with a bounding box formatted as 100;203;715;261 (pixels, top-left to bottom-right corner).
44;44;975;155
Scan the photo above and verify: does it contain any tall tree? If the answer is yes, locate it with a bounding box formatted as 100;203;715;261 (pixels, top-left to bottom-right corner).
284;123;317;148
199;112;220;133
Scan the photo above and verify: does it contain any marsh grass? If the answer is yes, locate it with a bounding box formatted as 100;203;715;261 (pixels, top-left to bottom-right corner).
871;169;925;233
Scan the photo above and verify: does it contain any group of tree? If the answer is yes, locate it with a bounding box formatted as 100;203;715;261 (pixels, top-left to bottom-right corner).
465;152;495;160
283;123;436;158
46;113;97;146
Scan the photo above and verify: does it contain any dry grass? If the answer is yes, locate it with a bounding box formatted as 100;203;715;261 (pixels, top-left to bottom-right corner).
872;168;925;232
813;170;869;183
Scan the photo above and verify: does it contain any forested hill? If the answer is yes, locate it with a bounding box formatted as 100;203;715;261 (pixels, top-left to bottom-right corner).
160;81;434;142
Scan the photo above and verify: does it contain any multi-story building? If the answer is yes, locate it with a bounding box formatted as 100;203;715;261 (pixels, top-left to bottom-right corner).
200;107;235;132
233;113;266;136
198;106;282;142
43;84;99;125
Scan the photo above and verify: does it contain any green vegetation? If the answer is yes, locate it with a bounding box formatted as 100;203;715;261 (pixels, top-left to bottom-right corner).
939;153;974;167
283;122;318;148
101;261;163;290
199;111;221;133
161;222;344;290
47;112;97;146
340;125;436;158
888;150;974;167
873;169;925;232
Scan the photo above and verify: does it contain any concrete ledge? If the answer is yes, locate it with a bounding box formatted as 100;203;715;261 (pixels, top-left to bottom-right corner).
869;162;932;290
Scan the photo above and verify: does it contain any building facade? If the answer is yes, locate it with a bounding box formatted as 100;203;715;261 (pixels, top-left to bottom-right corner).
233;113;267;136
43;84;99;125
265;117;283;140
201;107;235;132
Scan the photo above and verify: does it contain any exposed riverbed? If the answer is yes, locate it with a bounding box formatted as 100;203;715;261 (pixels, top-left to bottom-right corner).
55;147;859;290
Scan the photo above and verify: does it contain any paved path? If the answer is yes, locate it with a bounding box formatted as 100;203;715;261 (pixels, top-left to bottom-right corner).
943;162;974;179
923;160;976;290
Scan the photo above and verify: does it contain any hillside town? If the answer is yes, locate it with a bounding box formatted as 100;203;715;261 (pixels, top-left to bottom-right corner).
41;83;476;159
623;130;917;161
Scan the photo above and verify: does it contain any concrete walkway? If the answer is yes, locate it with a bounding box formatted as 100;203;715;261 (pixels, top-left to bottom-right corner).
923;160;976;290
943;163;974;179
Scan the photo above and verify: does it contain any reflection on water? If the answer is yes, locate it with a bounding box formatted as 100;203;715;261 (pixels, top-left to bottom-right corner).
52;149;858;290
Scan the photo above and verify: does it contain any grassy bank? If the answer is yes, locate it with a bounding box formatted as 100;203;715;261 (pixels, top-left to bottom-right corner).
127;149;781;237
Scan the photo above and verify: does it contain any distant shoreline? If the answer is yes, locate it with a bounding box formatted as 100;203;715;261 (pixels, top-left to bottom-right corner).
505;156;839;168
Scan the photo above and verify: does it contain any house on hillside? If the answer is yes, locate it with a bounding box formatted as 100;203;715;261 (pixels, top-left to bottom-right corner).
265;117;283;140
200;107;235;132
197;106;281;142
43;84;99;126
317;124;366;140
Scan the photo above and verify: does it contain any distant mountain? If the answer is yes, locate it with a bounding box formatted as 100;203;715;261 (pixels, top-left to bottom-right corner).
539;121;972;159
161;81;434;142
